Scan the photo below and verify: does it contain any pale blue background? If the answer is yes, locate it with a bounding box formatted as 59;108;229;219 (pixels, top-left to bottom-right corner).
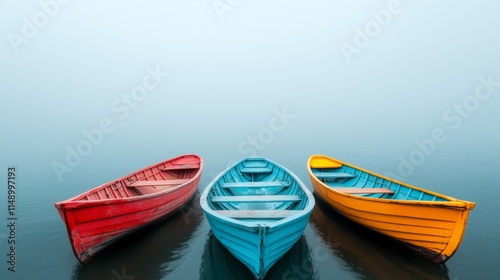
1;1;499;279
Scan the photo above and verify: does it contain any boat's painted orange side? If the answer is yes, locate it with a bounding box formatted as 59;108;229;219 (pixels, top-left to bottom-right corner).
307;155;475;264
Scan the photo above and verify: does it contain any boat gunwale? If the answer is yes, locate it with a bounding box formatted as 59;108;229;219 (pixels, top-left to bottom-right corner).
200;157;315;229
55;154;203;210
307;155;475;210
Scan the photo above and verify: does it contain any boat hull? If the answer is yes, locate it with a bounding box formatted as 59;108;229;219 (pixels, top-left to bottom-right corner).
201;158;314;279
203;208;310;278
307;155;475;264
55;154;202;263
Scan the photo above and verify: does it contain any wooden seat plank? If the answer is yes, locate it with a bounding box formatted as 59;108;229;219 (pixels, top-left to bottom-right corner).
314;172;357;179
242;161;269;168
334;188;394;194
240;167;273;174
127;179;189;188
211;195;301;203
162;164;199;171
215;210;300;219
221;181;290;188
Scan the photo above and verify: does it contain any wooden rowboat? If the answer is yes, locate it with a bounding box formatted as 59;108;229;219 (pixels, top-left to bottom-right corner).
55;154;203;263
307;155;475;264
200;158;314;279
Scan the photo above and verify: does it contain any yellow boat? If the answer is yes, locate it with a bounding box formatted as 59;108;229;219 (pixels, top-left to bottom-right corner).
307;155;475;264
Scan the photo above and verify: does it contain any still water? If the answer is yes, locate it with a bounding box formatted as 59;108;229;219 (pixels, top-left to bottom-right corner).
1;1;500;279
0;146;498;280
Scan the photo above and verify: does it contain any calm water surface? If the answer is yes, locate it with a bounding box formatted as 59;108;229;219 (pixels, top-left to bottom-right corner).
0;146;498;280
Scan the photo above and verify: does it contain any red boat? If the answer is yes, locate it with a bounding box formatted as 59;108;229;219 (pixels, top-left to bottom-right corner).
55;154;203;263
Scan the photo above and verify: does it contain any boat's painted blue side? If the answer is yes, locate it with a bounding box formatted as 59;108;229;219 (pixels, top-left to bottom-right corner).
311;164;448;201
200;158;314;279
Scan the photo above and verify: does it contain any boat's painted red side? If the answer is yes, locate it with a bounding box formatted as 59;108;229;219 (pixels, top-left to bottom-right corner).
54;154;203;263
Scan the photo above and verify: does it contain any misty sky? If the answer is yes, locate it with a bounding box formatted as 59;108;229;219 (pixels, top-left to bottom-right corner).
1;4;500;280
1;1;499;180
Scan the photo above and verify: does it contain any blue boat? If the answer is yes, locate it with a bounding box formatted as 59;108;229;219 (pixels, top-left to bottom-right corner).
200;158;314;279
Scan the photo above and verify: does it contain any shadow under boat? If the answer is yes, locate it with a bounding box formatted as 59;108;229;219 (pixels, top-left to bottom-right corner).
70;190;205;280
310;193;451;280
200;231;318;280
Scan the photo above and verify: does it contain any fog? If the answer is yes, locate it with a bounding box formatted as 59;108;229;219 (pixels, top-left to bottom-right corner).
1;0;499;182
1;2;500;279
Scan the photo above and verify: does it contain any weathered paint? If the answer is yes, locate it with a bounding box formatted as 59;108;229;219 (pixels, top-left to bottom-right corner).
55;154;203;263
307;154;475;265
200;158;314;279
